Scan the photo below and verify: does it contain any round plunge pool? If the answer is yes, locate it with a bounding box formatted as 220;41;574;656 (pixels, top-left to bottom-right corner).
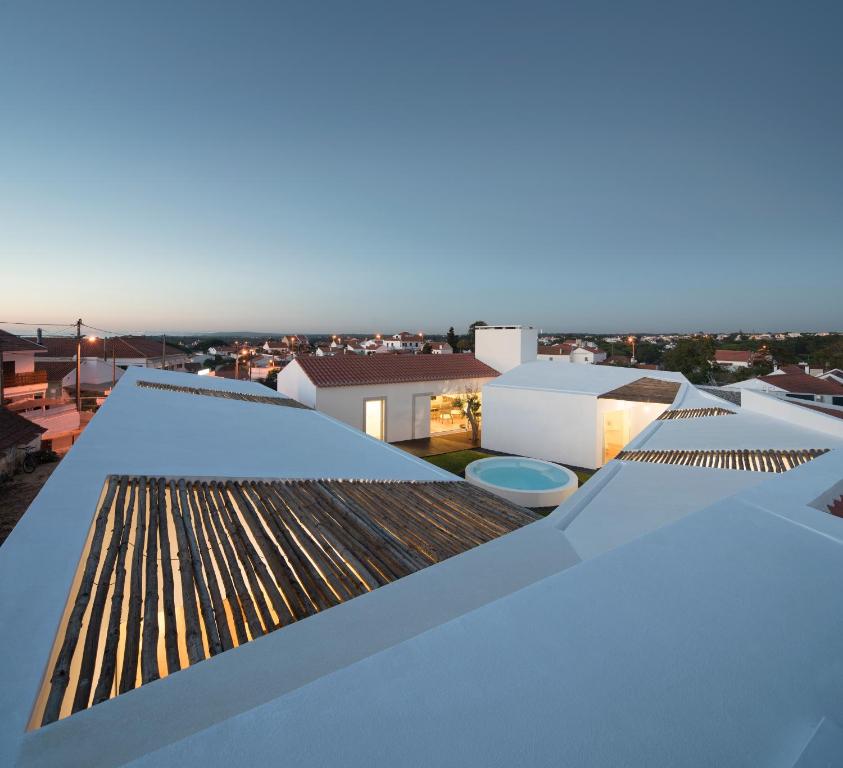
465;456;579;508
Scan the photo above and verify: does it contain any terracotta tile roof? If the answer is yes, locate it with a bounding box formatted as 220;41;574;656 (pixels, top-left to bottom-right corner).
0;406;46;450
0;329;45;353
597;377;681;404
27;336;185;360
35;361;77;382
790;401;843;421
758;371;843;396
295;353;499;388
538;344;573;356
714;349;754;363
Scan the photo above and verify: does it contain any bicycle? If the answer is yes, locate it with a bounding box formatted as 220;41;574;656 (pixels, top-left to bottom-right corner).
20;446;59;474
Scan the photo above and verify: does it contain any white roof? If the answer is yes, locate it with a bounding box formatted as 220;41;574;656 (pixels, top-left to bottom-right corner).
485;360;687;396
0;367;453;767
5;367;843;767
128;458;843;767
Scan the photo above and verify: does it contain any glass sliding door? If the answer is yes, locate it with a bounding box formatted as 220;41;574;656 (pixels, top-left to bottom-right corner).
364;397;386;440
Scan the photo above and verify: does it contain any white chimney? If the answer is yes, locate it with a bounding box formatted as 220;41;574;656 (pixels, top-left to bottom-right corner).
474;325;538;373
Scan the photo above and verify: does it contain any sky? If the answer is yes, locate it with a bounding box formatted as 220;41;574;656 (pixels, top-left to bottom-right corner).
1;0;841;335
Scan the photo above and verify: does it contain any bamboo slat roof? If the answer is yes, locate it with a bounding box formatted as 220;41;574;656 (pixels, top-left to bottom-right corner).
656;407;737;420
615;448;829;472
35;477;537;727
597;376;681;404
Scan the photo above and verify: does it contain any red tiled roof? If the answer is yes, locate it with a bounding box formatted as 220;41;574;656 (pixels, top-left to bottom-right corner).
758;371;843;396
27;336;185;360
538;343;574;355
0;329;45;353
0;406;46;450
35;361;76;382
714;349;754;363
294;354;499;388
790;401;843;421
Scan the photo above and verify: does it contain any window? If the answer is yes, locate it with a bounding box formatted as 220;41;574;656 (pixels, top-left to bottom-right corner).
364;398;385;440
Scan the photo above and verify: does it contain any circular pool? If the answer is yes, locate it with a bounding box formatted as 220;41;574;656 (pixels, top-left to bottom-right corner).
465;456;579;508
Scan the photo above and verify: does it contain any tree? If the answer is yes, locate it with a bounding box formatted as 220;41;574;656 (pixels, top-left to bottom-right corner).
662;338;715;384
421;342;432;354
446;327;458;349
452;384;483;443
468;320;488;351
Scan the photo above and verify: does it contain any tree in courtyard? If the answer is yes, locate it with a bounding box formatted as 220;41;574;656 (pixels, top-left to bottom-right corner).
446;327;458;349
452;383;483;443
421;342;432;354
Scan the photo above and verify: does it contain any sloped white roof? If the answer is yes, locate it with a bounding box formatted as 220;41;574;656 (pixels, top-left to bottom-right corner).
486;360;687;396
5;367;843;767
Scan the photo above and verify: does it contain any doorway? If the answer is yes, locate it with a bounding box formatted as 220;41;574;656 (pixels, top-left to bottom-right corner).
602;410;630;464
364;397;385;440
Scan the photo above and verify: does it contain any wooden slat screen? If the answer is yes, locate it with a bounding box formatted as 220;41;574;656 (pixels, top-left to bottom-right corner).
615;448;829;472
656;407;737;420
135;380;310;408
35;478;537;727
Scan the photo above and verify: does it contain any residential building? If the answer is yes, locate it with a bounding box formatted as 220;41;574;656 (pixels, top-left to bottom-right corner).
725;365;843;406
428;342;452;354
32;335;189;370
2;365;843;767
482;363;687;469
382;331;425;352
0;329;48;404
713;349;756;369
277;353;498;441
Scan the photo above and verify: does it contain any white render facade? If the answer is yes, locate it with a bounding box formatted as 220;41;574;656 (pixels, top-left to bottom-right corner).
482;363;686;469
276;359;495;442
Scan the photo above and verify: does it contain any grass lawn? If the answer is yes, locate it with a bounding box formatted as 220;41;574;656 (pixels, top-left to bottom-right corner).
424;449;596;487
423;449;495;477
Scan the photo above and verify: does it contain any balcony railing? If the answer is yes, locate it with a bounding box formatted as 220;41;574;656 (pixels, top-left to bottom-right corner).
4;370;48;388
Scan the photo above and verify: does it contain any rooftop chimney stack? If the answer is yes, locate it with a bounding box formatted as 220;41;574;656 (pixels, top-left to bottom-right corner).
474;325;538;373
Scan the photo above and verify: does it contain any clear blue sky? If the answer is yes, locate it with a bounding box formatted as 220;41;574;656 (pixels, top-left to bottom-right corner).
1;1;841;334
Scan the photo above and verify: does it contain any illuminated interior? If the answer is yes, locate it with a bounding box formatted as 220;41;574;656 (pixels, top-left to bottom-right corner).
429;393;482;436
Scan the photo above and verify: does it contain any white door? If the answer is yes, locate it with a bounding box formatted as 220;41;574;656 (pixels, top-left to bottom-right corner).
413;394;431;439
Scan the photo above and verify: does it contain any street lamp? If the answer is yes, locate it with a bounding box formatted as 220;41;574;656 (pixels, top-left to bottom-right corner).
628;336;637;365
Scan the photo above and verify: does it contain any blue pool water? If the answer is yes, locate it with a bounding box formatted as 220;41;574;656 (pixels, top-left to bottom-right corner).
471;460;570;491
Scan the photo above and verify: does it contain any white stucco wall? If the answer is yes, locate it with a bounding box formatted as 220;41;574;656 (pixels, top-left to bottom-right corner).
481;385;600;468
313;377;493;443
474;326;537;373
276;360;318;408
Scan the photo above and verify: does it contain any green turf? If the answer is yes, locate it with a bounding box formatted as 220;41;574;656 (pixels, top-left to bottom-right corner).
423;449;495;476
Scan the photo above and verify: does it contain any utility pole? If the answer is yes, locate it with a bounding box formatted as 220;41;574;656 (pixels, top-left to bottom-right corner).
75;318;82;413
162;334;167;371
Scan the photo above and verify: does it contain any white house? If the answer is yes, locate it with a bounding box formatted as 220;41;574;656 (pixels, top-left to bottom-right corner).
428;342;452;354
713;349;756;370
382;331;425;352
4;365;843;767
482;362;688;469
277;353;498;442
725;365;843;406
